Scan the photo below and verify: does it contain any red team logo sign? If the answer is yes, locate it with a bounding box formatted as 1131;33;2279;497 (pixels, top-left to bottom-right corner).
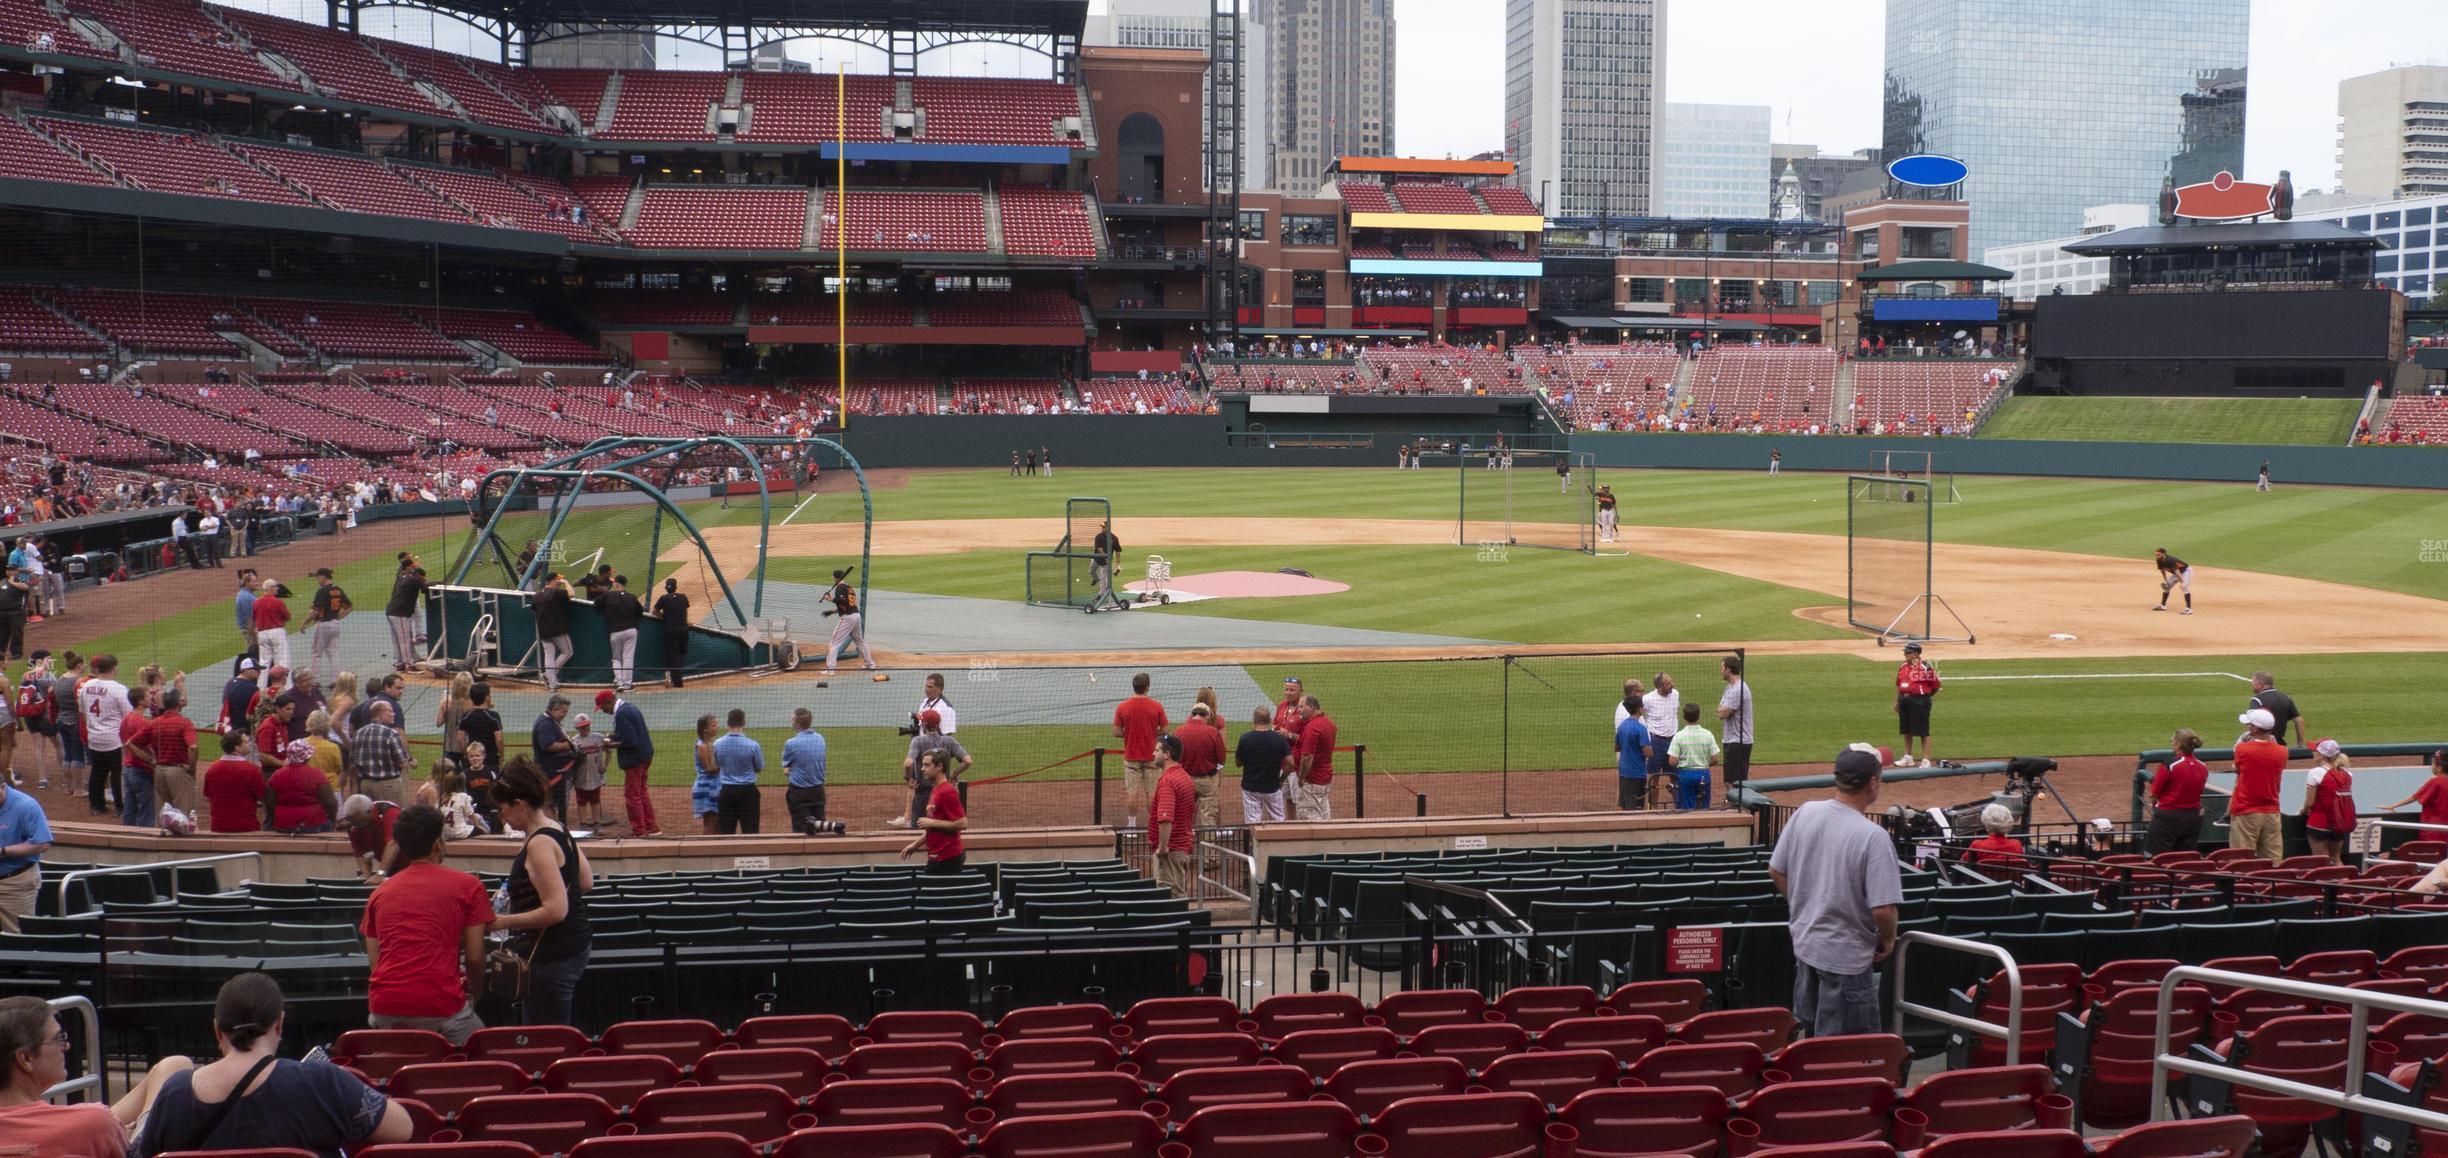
2160;170;2295;224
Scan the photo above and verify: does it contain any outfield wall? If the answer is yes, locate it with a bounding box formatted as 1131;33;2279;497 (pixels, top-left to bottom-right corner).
1572;432;2448;489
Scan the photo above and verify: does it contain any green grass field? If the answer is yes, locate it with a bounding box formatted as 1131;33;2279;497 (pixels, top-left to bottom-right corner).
26;467;2446;790
1979;396;2362;446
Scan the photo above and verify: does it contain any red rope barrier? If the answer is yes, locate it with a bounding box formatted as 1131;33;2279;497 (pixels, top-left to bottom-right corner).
968;748;1099;786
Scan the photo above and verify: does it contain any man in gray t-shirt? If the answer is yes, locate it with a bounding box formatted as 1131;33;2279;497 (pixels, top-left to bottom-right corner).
1769;747;1903;1036
1716;656;1754;786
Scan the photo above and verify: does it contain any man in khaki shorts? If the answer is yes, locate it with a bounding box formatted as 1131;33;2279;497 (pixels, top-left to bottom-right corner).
1176;703;1227;831
1110;672;1169;829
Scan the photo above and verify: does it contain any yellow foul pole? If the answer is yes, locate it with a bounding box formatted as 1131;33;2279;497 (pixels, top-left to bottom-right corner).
836;63;848;430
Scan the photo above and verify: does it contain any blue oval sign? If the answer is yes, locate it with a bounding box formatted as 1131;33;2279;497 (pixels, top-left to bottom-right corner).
1887;153;1969;188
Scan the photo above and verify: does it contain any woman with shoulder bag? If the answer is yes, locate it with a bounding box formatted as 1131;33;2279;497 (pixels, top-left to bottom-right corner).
484;758;593;1028
129;972;411;1157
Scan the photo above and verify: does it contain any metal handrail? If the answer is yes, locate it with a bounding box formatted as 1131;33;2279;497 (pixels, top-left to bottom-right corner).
1198;839;1259;903
1889;929;2026;1064
41;995;102;1104
2150;965;2448;1131
58;851;264;914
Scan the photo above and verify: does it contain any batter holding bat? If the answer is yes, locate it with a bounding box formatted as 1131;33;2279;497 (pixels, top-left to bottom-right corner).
820;566;878;675
2152;548;2193;615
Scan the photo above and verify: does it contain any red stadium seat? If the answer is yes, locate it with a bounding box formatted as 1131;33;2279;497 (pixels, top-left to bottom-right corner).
1154;1064;1317;1121
1272;1026;1401;1080
1173;1100;1362;1158
1539;1015;1667;1067
733;1014;857;1059
1896;1065;2069;1141
1321;1056;1468;1118
1248;992;1367;1040
394;1098;445;1143
1127;1032;1261;1083
629;1083;805;1145
2283;950;2377;988
1371;988;1488;1035
1556;1084;1730;1158
772;1123;968;1158
595;1019;724;1068
2212;1013;2354;1156
1605;979;1711;1022
806;1077;974;1132
995;1003;1117;1042
356;1143;538;1158
2085;1115;2258;1158
388;1061;534;1118
1628;1042;1770;1098
1727;1078;1897;1153
978;1035;1122;1083
538;1054;680;1111
1916;1128;2089;1158
1363;1091;1548;1157
864;1010;987;1050
1676;1008;1798;1055
2085;960;2179;998
447;1092;619;1156
1491;985;1597;1031
1476;1048;1620;1109
1768;1035;1910;1085
333;1029;455;1082
1410;1022;1530;1073
1959;965;2084;1067
1124;997;1243;1039
689;1047;830;1100
983;1072;1149;1121
842;1041;975;1083
972;1109;1166;1158
461;1026;595;1075
568;1134;757;1158
2064;984;2213;1128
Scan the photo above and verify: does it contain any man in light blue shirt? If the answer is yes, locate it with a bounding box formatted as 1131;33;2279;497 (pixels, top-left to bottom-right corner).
0;779;56;932
710;708;765;835
782;708;830;836
233;570;259;672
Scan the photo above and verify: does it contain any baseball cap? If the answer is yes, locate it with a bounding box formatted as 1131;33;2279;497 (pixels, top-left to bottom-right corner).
573;713;592;728
29;648;49;662
595;689;618;709
284;739;316;763
265;665;289;682
237;657;258;672
1902;641;1923;653
1833;747;1883;787
312;567;333;578
919;709;941;727
2315;738;2342;759
2239;707;2276;730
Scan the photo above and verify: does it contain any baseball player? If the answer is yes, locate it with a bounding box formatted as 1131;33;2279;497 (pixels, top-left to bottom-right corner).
2152;548;2193;615
1594;486;1618;544
820;567;876;674
1086;521;1126;612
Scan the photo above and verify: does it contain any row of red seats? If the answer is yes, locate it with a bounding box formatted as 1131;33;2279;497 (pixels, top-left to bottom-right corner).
2049;847;2447;907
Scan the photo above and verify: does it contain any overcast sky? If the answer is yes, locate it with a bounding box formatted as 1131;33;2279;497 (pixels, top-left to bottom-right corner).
224;0;2448;194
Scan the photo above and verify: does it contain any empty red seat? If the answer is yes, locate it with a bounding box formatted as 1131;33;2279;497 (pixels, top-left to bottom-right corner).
568;1133;757;1158
447;1092;618;1156
807;1077;973;1132
1628;1042;1769;1098
2283;950;2377;988
1364;1091;1548;1158
1476;1048;1620;1109
2214;1013;2353;1157
1769;1035;1910;1085
1676;1008;1798;1055
596;1019;724;1069
979;1035;1121;1083
1959;966;2085;1067
1492;985;1596;1031
1605;979;1710;1022
629;1083;804;1145
461;1026;595;1075
1371;989;1487;1035
1154;1065;1316;1121
388;1061;533;1118
357;1143;538;1158
1537;1015;1666;1068
1897;1064;2069;1141
1557;1084;1730;1158
1124;997;1242;1039
843;1042;974;1083
1411;1023;1529;1073
1916;1128;2089;1158
1173;1100;1362;1158
1248;992;1366;1040
983;1072;1148;1121
1322;1056;1468;1118
2066;984;2212;1128
772;1122;967;1158
334;1029;455;1081
995;1003;1116;1042
1128;1032;1260;1082
864;1010;987;1050
973;1109;1165;1158
1728;1077;1897;1153
538;1054;680;1111
2085;960;2178;998
1272;1026;1400;1080
2085;1114;2257;1158
2374;1010;2448;1061
733;1014;857;1059
690;1047;829;1099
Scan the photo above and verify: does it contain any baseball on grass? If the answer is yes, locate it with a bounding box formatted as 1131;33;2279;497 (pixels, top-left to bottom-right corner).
1088;672;1098;683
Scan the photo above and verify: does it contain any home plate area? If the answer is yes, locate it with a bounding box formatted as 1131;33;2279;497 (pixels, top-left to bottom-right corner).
1125;569;1351;604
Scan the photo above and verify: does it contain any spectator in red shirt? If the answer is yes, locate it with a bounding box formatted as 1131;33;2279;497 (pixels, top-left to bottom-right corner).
1175;704;1226;832
1273;676;1304;734
269;740;338;835
342;796;402;880
2229;708;2287;860
251;582;292;672
2383;749;2448;844
2301;740;2356;865
135;689;199;821
254;697;295;777
1149;735;1197;896
1893;643;1940;768
898;748;968;874
1110;673;1169;831
1960;804;2028;874
359;804;490;1045
202;731;265;834
2145;728;2209;856
1290;695;1338;821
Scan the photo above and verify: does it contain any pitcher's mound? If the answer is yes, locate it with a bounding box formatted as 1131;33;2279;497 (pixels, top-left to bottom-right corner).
1126;570;1351;603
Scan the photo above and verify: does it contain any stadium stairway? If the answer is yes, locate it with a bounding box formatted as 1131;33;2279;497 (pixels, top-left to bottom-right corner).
593;73;624;135
1834;358;1858;428
982;187;1005;256
1672;351;1698;402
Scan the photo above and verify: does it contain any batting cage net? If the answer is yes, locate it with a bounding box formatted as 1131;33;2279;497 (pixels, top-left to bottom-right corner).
1866;450;1960;503
1425;447;1599;554
1024;496;1118;610
1848;474;1934;642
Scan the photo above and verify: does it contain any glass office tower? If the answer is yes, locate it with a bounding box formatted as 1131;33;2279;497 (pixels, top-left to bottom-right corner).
1883;0;2249;255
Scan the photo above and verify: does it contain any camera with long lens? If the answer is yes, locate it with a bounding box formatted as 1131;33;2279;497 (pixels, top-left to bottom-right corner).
800;819;847;837
897;713;923;738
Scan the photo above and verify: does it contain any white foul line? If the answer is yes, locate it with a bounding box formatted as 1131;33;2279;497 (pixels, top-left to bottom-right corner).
780;490;822;526
1944;671;2253;683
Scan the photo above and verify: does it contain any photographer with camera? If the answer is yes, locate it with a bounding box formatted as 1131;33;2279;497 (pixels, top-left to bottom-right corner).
889;711;969;830
783;708;837;835
915;673;957;737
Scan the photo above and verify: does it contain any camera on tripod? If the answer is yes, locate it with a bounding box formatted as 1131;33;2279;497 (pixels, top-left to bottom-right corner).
2003;755;2058;785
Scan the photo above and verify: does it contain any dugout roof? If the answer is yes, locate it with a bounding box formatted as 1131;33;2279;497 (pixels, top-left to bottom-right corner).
2064;221;2380;255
